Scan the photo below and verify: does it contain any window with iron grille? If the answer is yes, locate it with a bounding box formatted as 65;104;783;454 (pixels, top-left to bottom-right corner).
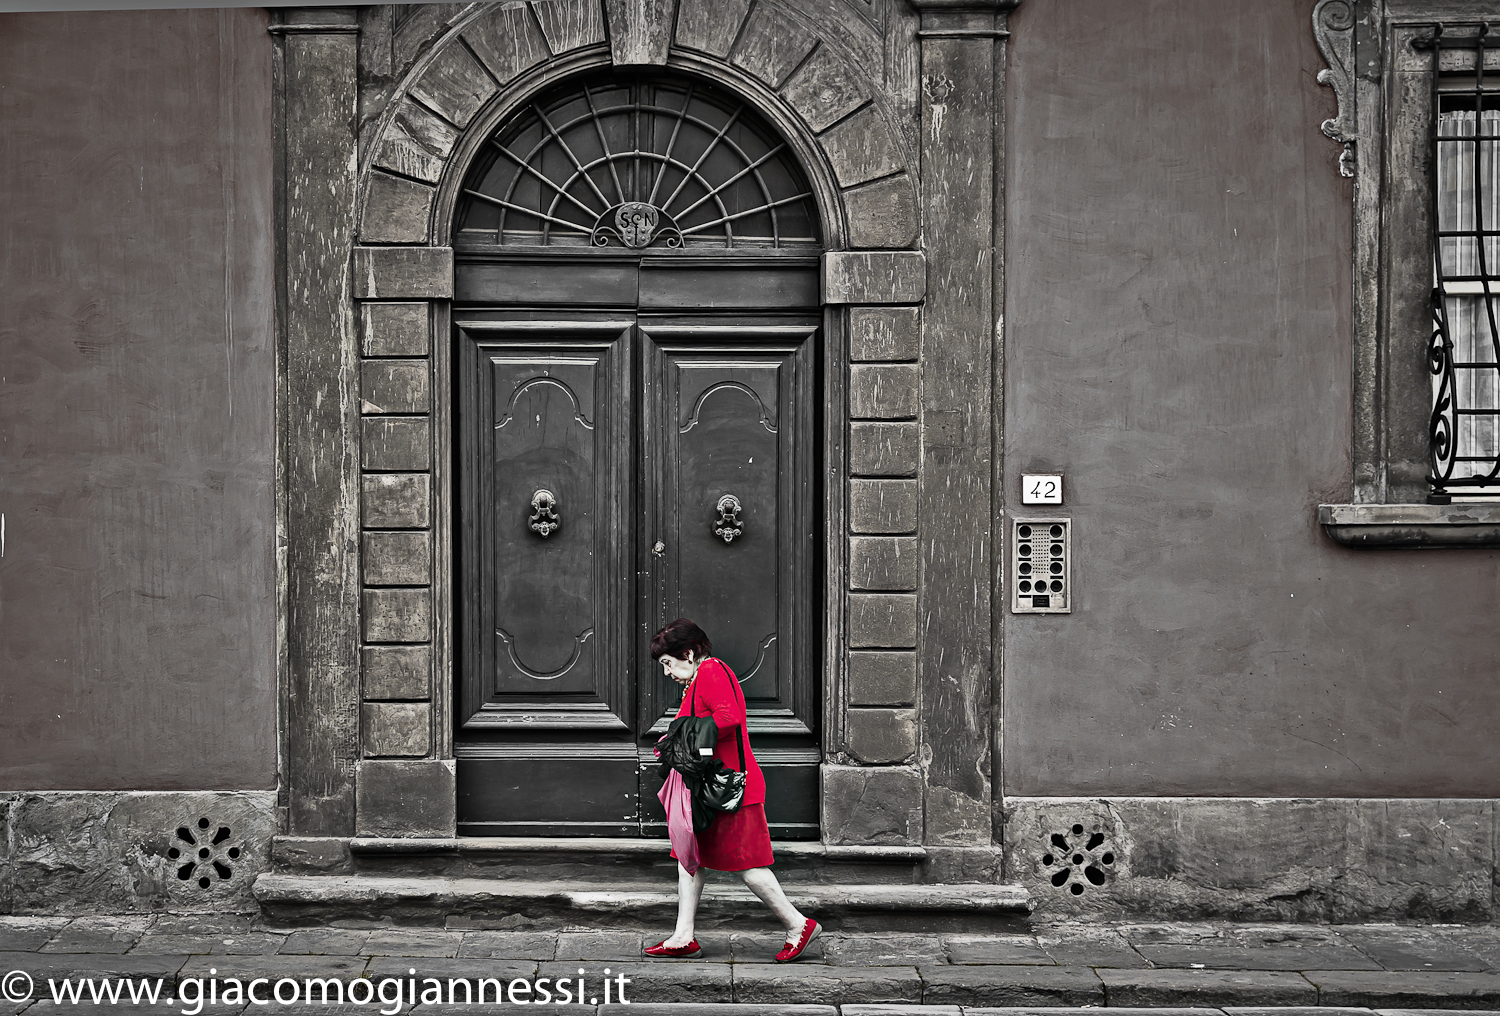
454;73;821;251
1425;23;1500;501
1312;4;1500;544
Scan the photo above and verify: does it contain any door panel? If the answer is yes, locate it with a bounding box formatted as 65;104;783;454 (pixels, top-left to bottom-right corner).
458;321;632;735
637;322;820;838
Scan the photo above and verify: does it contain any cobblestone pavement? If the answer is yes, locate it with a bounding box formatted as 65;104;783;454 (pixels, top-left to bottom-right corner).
1;916;1499;1010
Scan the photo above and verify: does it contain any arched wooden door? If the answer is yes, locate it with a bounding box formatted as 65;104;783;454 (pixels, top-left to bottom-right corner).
453;73;822;838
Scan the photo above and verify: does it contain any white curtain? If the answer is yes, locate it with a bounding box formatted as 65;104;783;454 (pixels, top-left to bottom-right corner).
1436;109;1500;478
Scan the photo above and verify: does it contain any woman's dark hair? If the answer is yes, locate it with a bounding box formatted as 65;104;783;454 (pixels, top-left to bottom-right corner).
650;618;713;661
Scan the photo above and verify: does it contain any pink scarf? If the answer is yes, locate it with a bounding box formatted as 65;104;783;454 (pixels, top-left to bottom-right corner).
658;769;700;875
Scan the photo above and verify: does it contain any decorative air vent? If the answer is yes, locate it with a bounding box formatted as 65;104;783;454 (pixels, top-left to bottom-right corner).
1041;822;1116;896
166;817;242;890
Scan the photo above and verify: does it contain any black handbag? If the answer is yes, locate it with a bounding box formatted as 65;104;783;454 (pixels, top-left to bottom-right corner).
655;669;747;829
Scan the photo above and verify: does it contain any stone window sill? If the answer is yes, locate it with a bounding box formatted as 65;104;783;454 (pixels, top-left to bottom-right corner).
1318;503;1500;548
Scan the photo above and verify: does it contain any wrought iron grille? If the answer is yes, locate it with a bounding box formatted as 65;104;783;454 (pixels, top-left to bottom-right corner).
1421;23;1500;499
455;74;820;250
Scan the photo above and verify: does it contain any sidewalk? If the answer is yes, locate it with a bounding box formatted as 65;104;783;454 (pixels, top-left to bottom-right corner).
2;915;1500;1010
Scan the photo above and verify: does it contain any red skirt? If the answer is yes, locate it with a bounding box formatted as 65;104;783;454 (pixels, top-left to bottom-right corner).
671;803;774;872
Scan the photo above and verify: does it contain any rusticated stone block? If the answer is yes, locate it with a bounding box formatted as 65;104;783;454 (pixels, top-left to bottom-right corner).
270;836;352;875
362;473;430;529
850;364;919;420
730;4;815;88
355;759;455;837
408;43;495;129
361;702;432;758
850;478;918;533
1096;968;1315;1006
374;99;459;185
780;47;868;133
733;963;920;1003
537;960;730;1003
1004;796;1499;922
926;965;1105;1006
362;530;431;586
850;306;920;361
9;791;275;914
353;247;453;300
849;651;917;706
674;0;750;57
363;587;432;643
822;765;922;845
362;417;430;471
846;708;917;764
823;251;925;305
462;4;550;84
850;536;918;591
848;592;917;649
363;644;432;700
604;0;675;66
531;0;606;53
819;105;903;188
846;174;919;250
361;171;434;244
1310;968;1500;1005
924;845;1005;883
361;360;430;415
850;422;918;477
361;302;429;358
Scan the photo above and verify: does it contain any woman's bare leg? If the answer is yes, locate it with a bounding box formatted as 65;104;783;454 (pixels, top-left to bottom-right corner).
664;865;707;946
738;866;808;941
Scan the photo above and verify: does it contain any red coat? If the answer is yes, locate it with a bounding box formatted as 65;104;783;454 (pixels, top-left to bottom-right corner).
675;657;766;807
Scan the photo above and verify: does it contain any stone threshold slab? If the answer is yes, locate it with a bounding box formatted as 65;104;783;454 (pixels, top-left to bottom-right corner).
255;876;1029;912
253;876;1031;932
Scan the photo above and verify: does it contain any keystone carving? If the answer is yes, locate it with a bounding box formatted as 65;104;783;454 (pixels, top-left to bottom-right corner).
1313;0;1357;177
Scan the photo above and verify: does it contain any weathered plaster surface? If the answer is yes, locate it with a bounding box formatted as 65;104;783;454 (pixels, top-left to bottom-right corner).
1003;0;1500;799
0;9;277;791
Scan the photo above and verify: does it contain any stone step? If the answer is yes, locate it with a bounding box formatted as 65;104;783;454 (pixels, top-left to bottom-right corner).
253;874;1033;932
273;835;998;885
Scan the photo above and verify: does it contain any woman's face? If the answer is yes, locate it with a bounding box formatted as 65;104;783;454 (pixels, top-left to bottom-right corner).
658;651;698;686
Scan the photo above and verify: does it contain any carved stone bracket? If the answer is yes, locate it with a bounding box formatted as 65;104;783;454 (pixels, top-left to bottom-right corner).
1313;0;1357;177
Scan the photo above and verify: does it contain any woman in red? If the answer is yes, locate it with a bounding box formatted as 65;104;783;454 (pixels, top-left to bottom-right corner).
644;618;821;962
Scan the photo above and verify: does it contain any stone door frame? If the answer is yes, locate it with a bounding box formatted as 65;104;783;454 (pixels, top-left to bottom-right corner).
274;0;1011;857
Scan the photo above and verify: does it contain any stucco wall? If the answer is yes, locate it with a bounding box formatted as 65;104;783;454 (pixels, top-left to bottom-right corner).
0;9;276;790
1002;0;1500;798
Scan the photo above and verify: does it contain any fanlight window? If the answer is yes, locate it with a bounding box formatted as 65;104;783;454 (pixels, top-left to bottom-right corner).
455;73;821;250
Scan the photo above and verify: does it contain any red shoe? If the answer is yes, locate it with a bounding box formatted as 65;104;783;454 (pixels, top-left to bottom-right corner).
774;919;822;962
644;939;702;958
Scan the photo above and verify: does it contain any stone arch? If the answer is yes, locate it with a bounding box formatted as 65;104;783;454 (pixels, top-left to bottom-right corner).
356;0;919;252
346;0;936;828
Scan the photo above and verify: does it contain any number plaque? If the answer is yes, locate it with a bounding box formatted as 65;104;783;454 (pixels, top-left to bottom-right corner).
1021;474;1063;505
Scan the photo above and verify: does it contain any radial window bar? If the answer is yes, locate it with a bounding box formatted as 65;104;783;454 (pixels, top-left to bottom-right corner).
456;76;820;250
1422;23;1500;500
